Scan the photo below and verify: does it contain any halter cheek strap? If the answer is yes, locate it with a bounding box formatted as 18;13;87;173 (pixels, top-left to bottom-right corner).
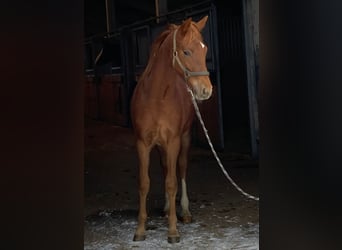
172;28;210;80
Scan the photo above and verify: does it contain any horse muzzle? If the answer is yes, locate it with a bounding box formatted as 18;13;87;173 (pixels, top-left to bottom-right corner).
190;79;213;100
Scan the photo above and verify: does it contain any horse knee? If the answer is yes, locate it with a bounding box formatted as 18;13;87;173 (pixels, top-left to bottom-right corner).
139;178;150;194
165;177;177;193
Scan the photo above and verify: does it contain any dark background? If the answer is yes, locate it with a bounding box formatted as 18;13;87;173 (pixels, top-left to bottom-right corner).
84;0;242;36
1;0;342;249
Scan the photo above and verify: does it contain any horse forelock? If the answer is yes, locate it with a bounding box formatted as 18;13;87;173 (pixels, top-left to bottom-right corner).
182;23;204;46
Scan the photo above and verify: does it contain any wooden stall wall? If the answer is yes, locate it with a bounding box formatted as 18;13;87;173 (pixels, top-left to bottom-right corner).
85;75;98;119
98;74;126;126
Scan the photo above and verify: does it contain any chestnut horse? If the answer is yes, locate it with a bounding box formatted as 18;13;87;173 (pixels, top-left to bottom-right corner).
130;16;213;243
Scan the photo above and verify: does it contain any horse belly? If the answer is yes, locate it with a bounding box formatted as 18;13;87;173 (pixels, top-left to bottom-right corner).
135;123;178;147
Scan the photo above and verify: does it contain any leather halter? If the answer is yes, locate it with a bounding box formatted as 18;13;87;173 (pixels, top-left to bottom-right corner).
172;28;210;80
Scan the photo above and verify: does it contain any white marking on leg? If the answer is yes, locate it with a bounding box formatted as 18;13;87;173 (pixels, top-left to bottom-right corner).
164;192;169;214
181;178;191;216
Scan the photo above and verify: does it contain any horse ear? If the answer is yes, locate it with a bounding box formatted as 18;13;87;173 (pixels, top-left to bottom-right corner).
195;15;208;31
180;17;192;35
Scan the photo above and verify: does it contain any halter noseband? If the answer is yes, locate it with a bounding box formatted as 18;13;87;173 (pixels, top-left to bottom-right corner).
172;28;210;80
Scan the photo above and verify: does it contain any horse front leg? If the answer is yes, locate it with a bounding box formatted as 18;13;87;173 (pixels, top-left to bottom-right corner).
133;140;151;241
157;146;170;217
165;137;181;243
178;132;192;223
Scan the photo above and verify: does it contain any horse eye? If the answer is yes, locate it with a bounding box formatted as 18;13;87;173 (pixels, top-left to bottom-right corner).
183;50;192;56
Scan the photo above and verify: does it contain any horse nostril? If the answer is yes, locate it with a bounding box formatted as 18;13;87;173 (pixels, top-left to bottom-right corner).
202;87;210;97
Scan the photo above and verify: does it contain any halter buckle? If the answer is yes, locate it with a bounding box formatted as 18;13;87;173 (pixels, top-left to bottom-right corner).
184;70;191;79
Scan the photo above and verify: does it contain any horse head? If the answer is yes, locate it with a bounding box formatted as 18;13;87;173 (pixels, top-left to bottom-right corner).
172;16;213;101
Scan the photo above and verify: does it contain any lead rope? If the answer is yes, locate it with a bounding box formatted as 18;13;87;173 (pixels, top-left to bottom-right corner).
172;27;258;201
186;86;259;201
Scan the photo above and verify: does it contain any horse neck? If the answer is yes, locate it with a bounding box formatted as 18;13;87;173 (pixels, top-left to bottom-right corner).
146;42;186;99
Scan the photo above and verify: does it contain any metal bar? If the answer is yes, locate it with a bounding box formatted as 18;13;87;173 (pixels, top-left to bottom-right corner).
155;0;160;23
210;3;225;150
242;0;259;159
84;0;212;42
105;0;111;33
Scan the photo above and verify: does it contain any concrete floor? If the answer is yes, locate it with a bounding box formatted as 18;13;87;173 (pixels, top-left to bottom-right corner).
84;118;259;249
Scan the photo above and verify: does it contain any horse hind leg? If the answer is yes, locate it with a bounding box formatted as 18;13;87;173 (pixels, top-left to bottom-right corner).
157;146;170;217
178;132;192;223
133;140;151;241
159;133;192;224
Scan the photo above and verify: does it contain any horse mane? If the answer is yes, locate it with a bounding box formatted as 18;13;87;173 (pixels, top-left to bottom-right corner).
140;24;177;80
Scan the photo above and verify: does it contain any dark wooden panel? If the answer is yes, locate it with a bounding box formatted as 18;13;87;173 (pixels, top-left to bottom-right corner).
85;76;98;119
98;74;126;126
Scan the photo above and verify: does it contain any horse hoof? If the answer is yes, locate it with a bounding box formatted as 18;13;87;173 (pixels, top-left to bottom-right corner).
167;235;180;243
133;234;146;241
182;215;192;224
